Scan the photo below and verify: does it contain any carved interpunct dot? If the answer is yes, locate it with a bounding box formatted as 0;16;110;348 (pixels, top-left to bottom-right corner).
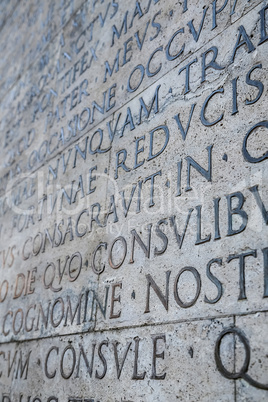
0;0;267;400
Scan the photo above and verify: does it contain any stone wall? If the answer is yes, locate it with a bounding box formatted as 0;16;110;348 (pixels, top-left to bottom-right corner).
0;0;267;400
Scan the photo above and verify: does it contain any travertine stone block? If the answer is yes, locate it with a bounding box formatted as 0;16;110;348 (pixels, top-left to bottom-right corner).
0;0;267;400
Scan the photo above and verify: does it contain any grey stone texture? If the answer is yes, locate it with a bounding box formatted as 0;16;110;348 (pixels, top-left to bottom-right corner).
0;0;267;400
